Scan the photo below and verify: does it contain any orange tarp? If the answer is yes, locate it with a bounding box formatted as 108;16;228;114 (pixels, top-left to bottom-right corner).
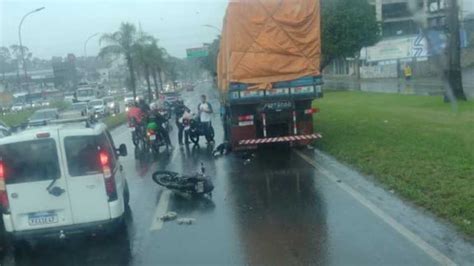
217;0;321;92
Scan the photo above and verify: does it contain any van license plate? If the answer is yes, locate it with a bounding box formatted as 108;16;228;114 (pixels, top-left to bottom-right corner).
149;135;156;140
28;212;58;226
129;127;135;132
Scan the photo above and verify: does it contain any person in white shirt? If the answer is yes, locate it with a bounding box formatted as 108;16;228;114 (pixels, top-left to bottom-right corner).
198;95;213;122
197;95;214;143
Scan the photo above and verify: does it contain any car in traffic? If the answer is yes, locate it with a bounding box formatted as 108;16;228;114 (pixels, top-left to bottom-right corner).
0;120;11;138
124;93;135;106
28;108;60;127
103;96;120;114
11;103;25;112
61;102;88;119
160;92;181;110
88;99;109;118
0;119;130;242
64;92;75;103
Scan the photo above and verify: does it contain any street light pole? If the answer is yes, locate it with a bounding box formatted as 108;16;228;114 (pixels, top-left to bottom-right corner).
18;7;45;92
202;24;221;34
84;32;100;57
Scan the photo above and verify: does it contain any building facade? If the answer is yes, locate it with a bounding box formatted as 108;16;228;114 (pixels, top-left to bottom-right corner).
370;0;448;38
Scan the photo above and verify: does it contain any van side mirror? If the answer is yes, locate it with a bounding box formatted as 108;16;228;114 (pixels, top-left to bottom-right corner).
117;144;128;157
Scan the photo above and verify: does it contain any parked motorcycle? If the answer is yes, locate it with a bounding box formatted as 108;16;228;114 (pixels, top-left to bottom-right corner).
152;163;214;197
157;107;173;132
129;117;142;146
146;121;169;154
187;115;214;145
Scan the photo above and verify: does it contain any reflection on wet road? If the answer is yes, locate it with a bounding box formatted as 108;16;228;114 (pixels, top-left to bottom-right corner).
1;82;472;265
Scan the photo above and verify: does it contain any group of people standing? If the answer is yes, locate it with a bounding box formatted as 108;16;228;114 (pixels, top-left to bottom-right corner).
127;94;214;147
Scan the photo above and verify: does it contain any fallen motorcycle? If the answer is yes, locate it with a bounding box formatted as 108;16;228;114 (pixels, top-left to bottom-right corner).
152;164;214;197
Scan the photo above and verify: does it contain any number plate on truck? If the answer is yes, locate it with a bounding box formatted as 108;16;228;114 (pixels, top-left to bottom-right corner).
28;211;58;226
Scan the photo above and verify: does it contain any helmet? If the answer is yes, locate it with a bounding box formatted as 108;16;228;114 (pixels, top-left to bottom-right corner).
147;121;158;131
150;102;159;110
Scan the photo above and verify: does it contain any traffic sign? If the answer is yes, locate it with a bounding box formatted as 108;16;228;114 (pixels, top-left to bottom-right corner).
186;47;209;58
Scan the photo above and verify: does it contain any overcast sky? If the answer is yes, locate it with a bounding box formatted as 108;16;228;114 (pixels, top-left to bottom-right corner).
1;0;473;60
0;0;227;59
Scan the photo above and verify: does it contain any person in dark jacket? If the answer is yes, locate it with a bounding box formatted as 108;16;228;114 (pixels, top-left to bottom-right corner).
174;99;190;145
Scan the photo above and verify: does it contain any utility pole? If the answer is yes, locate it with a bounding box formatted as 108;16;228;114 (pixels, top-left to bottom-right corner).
18;7;45;93
446;0;466;101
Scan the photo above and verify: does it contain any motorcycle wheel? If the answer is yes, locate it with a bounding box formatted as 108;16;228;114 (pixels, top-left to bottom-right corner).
151;143;159;155
205;126;215;142
132;132;139;146
152;171;179;187
189;132;199;145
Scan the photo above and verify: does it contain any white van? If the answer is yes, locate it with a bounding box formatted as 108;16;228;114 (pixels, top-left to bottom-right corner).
0;119;130;241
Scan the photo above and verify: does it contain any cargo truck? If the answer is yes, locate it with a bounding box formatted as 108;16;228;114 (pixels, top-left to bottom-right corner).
217;0;323;150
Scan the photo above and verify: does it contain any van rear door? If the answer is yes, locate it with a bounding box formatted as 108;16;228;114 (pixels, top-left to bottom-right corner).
1;133;75;231
60;133;111;224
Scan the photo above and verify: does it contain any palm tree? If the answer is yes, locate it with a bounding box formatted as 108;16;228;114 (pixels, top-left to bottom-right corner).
150;44;166;96
133;33;158;101
99;22;140;100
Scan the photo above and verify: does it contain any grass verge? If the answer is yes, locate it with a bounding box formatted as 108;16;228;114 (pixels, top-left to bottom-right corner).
0;110;34;127
313;91;474;236
0;101;70;127
103;113;127;129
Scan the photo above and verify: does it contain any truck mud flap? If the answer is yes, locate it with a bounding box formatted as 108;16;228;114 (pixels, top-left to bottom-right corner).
238;133;322;145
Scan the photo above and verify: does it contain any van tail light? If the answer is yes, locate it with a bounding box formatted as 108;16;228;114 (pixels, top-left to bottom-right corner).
0;161;10;213
99;152;117;201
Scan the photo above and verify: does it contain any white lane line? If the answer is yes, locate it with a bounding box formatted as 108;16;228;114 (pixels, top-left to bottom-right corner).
171;146;180;161
294;150;456;266
149;190;171;231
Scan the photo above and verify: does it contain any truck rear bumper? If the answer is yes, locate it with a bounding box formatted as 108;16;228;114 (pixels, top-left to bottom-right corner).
238;133;322;146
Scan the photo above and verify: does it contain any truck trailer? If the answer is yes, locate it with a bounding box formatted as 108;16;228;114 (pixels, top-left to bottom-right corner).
217;0;323;150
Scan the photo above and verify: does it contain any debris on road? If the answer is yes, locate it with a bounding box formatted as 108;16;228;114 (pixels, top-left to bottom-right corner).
160;212;178;221
177;218;196;225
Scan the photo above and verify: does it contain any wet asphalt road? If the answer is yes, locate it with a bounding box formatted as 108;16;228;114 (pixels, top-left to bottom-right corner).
2;82;473;265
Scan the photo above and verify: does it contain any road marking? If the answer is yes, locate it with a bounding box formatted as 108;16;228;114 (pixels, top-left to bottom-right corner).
294;149;457;266
171;146;180;161
150;190;171;231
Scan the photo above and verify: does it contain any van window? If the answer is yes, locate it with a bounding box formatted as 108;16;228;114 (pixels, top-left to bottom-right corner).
0;139;60;184
64;134;116;177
